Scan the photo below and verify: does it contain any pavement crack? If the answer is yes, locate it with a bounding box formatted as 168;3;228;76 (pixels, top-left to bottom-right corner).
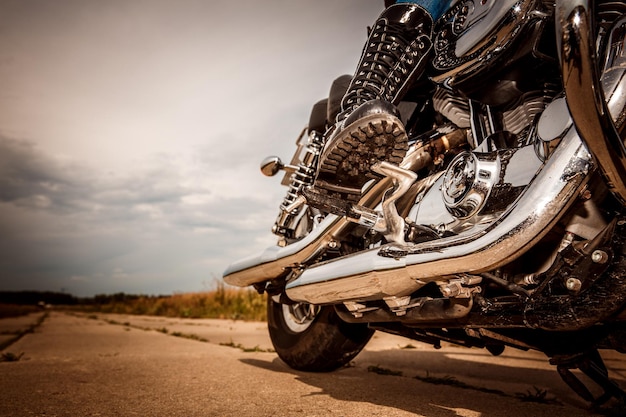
0;312;48;354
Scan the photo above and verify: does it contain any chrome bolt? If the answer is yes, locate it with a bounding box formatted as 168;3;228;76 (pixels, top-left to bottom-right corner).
328;240;340;249
566;277;582;292
591;250;608;264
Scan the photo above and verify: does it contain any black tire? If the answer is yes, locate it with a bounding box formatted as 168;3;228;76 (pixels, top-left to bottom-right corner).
267;296;374;372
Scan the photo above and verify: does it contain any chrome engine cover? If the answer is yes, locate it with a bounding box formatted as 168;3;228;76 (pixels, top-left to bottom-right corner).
431;0;542;88
441;151;500;219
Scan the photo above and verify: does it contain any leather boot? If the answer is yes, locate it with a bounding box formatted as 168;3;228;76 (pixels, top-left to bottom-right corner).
312;3;434;203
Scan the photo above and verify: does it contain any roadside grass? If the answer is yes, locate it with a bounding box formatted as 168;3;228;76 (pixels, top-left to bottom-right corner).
0;304;42;319
219;340;274;353
515;386;562;405
368;365;403;376
75;283;267;321
170;331;208;342
82;312;277;352
0;351;24;362
415;372;507;396
98;317;210;342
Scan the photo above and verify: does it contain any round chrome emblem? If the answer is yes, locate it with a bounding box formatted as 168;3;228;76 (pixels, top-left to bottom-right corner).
442;151;499;218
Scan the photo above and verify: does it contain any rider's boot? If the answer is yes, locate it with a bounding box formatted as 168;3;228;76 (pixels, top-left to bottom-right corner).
312;3;434;203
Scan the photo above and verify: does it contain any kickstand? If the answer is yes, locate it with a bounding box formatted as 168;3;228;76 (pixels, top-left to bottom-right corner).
551;350;626;408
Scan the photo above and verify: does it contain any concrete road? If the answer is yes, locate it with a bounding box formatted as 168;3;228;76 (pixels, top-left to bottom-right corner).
0;311;624;417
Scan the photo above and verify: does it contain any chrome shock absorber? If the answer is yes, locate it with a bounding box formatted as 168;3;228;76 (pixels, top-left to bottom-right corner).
270;130;324;240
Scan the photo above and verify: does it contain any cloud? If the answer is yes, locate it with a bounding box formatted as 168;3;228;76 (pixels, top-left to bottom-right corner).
0;137;95;213
0;0;386;296
0;136;280;296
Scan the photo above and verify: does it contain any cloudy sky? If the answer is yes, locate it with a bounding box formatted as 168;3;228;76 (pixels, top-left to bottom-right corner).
0;0;383;296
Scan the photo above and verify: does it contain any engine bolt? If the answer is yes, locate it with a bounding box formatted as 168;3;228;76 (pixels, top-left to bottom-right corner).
328;240;340;249
591;250;608;264
566;277;582;292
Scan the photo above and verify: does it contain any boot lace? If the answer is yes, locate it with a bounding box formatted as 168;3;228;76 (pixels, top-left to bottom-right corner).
340;20;428;120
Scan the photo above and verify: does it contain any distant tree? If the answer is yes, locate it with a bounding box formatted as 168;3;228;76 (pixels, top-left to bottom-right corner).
0;291;78;305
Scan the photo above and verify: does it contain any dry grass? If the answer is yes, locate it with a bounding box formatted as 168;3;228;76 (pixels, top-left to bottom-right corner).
0;304;42;319
78;284;267;321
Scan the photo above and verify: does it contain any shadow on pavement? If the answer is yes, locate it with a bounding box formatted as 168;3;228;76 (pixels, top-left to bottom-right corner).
240;348;623;417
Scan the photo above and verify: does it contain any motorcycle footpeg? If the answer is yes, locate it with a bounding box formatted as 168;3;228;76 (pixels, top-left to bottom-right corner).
302;187;379;227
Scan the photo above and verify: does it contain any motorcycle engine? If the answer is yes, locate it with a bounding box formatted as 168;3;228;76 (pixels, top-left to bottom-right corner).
403;0;609;273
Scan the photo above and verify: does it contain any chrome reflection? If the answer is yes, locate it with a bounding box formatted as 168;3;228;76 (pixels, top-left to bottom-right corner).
286;130;592;305
556;0;626;204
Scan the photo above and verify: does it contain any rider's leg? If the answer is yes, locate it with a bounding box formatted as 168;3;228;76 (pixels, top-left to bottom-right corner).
313;1;452;202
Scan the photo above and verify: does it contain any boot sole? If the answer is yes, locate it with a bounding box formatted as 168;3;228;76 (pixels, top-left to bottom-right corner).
316;113;408;199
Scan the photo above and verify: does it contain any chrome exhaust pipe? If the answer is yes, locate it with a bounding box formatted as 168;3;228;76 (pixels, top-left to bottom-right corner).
286;130;593;304
557;0;626;204
223;213;345;287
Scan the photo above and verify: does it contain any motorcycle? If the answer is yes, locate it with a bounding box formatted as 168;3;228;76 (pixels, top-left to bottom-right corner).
224;0;626;408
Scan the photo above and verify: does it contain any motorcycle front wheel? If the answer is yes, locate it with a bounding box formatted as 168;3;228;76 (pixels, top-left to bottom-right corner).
267;296;374;372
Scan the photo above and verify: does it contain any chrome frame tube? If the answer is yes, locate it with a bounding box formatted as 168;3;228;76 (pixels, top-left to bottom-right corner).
556;0;626;204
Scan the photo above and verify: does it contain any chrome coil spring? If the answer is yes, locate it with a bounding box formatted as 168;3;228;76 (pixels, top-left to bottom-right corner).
280;166;315;212
273;131;324;238
281;131;323;210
